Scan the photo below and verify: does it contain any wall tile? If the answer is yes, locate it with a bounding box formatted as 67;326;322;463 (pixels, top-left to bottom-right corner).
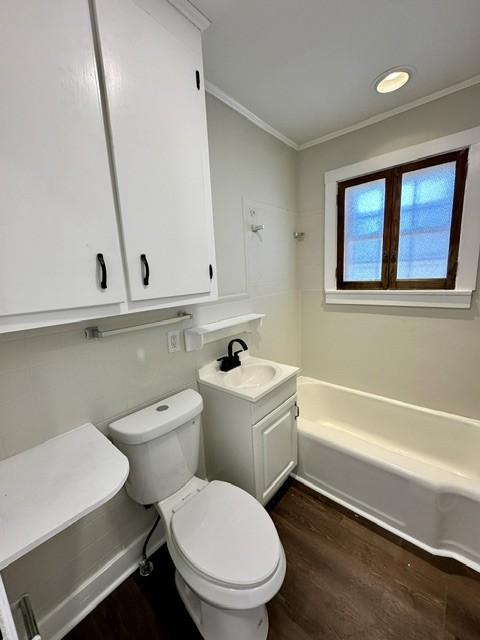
244;201;297;297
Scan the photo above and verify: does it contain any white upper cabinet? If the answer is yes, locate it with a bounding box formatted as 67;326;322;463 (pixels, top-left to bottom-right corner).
0;1;125;324
94;0;216;305
0;0;216;333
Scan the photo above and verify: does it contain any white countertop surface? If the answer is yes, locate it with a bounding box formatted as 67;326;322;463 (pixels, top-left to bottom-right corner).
0;423;129;570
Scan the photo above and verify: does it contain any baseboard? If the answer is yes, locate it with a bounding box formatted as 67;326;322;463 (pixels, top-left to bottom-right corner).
38;527;165;640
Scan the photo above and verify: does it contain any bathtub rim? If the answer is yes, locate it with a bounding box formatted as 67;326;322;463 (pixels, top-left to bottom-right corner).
297;375;480;427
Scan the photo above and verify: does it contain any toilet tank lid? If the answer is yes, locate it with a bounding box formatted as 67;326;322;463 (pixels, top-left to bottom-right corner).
109;389;203;445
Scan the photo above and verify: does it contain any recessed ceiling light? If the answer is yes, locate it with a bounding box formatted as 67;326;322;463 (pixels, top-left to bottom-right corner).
374;67;413;94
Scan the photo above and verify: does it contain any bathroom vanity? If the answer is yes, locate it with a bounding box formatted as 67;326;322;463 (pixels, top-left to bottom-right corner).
198;355;299;504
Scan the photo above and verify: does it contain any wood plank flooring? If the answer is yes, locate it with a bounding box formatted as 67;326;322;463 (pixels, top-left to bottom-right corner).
64;480;480;639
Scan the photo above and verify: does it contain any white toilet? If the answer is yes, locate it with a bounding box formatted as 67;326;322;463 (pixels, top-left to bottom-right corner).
109;388;286;640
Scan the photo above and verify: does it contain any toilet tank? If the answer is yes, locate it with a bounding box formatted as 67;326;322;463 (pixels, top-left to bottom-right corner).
109;389;203;505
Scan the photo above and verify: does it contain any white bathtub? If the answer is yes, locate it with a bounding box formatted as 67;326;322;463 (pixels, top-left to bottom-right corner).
295;376;480;572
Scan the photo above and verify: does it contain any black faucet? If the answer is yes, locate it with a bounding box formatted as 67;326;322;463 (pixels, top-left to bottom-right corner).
217;338;248;372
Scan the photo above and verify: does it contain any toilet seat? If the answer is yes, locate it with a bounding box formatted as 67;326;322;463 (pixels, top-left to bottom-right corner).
171;481;281;589
157;477;286;611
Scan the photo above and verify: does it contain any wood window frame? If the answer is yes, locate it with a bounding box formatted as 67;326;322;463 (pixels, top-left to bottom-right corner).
336;149;469;291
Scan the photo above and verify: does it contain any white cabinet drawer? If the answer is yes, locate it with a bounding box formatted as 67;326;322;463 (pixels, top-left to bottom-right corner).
251;378;297;425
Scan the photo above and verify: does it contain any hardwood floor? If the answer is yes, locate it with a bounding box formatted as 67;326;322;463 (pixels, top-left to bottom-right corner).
64;480;480;640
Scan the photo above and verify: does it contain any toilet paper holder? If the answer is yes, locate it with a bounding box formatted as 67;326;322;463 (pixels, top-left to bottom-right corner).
11;594;41;640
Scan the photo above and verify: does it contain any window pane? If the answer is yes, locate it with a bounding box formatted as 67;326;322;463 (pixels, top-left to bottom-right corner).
344;179;385;281
397;161;456;280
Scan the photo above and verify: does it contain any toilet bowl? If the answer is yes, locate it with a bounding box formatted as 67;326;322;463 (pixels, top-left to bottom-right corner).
158;476;285;640
109;389;286;639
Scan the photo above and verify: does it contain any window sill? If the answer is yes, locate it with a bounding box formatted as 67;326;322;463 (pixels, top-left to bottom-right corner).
325;289;473;309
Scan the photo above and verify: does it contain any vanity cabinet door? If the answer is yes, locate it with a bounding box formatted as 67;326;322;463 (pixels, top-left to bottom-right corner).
0;1;125;321
253;395;298;504
94;0;215;305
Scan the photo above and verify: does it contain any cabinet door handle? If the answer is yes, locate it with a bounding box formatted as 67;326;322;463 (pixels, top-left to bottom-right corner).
97;253;107;289
141;254;150;286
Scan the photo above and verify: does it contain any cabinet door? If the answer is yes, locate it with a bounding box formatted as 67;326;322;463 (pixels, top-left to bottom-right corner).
94;0;214;303
0;1;125;317
253;395;298;504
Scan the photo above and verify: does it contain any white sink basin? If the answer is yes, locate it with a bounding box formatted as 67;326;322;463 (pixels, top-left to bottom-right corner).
224;363;278;389
198;354;299;401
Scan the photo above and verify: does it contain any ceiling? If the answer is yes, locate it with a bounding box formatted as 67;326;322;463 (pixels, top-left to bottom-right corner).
194;0;480;146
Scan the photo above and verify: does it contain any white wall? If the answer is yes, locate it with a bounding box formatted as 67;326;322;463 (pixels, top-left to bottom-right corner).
297;83;480;418
206;94;300;365
1;93;299;633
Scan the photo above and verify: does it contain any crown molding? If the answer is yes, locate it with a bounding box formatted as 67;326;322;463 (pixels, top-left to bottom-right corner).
298;74;480;150
205;74;480;153
167;0;211;32
205;81;300;150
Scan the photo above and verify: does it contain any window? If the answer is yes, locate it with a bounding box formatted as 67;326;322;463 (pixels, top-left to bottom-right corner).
336;149;468;290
